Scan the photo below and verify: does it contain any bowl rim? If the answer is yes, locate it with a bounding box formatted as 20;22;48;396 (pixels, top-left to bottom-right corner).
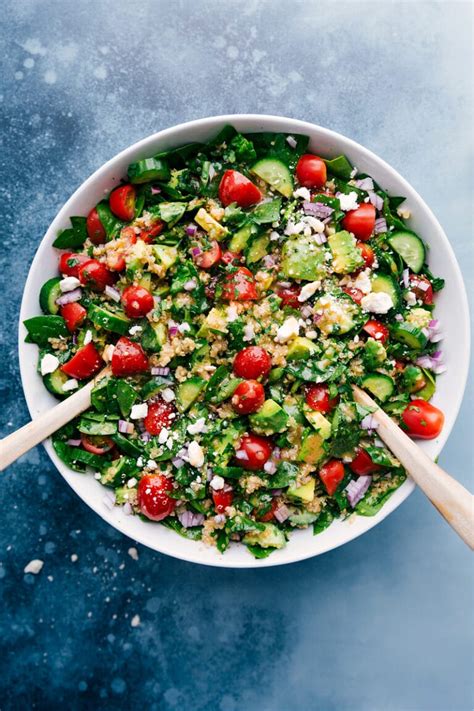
18;113;471;568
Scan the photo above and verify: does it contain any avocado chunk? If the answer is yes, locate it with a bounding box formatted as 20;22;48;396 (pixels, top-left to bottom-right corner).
176;376;206;412
287;478;316;503
298;430;326;464
195;208;228;241
152;245;178;271
246;234;270;264
313;294;361;335
197;307;228;337
249;399;289;435
243;523;286;549
287;336;318;361
303;408;332;437
281;236;325;281
328;230;364;274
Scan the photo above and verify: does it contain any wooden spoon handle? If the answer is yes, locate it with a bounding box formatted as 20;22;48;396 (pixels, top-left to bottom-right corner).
352;385;474;549
0;367;111;472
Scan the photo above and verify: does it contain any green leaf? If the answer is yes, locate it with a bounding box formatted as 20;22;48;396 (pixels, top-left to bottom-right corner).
355;472;406;516
95;201;125;239
323;155;354;180
313;507;336;535
160;518;202;540
246;544;274;559
52;216;88;249
116;380;138;418
252;198;281;224
271;461;298;488
24;315;68;346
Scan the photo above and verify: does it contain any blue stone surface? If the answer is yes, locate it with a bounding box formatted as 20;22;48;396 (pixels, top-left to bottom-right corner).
0;2;472;709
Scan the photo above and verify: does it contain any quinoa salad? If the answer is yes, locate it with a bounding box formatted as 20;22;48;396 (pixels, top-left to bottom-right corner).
24;126;446;558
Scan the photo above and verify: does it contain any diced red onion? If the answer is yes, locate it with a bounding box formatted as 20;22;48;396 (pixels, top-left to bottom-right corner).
262;254;277;268
301;305;312;319
272;447;281;460
272;489;283;496
56;288;82;306
277;281;291;288
402;269;410;288
286;135;297;149
186;224;198;236
394;313;404;322
172;457;185;469
235;450;249;461
429;332;443;343
303;201;334;219
191;246;201;256
274;504;290;523
346;475;372;508
368;192;384;210
354;177;374;191
263;460;277;475
421;328;429;338
416;351;445;373
429;319;440;330
183;279;197;291
151;366;171;376
168;325;179;337
432;350;443;360
140;432;151;443
374;217;387;234
360;414;379;431
105;285;121;302
178;510;205;528
432;363;447;375
66;438;81;446
417;281;430;292
415;355;434;369
151;186;161;195
118;420;135;435
123;502;133;515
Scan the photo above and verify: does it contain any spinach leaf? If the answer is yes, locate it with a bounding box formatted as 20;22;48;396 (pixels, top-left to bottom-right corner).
421;265;445;292
52;216;88;249
355;472;406;516
329;406;361;457
364;445;397;468
313;506;336;535
160;518;202;540
95;201;125;239
246;132;309;170
246;544;275;559
170;261;198;294
252;198;281;224
53;439;110;472
223;133;257;163
323;155;354;180
271;461;298;488
216;528;230;553
286;361;344;384
111;433;144;457
24;315;68;346
116;380;138;418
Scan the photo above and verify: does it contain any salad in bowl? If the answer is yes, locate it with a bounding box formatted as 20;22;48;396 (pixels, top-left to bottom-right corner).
23;124;449;560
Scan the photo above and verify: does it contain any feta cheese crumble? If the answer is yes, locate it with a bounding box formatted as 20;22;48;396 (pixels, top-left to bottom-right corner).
210;475;225;490
298;281;321;302
161;387;175;403
59;276;81;292
353;270;372;295
275;316;300;343
338;191;359;212
187;418;208;435
40;353;59;376
188;441;205;468
361;292;393;314
130;403;148;420
293;186;311;201
62;379;79;392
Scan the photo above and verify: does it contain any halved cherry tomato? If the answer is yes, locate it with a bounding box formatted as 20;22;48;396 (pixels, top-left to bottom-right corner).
277;284;301;308
59;252;90;278
363;319;389;343
235;434;273;471
60;302;87;332
121;285;154;318
409;275;434;305
111;337;149;377
296;154;327;188
139;220;165;244
231;380;265;414
342;203;376;241
193;241;222;269
305;384;338;414
221;267;258;301
342;286;364;305
61;342;103;380
144;399;176;435
80;434;114;455
401;399;444;439
319;459;345;496
233;346;272;379
86;207;106;245
138;474;176;522
357;241;375;268
78;259;115;292
218;170;262;208
221;251;241;266
109;184;136;221
259;498;278;522
349;449;382;476
212;486;234;514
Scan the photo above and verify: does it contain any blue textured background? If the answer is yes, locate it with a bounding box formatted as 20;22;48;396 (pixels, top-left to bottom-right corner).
1;2;473;709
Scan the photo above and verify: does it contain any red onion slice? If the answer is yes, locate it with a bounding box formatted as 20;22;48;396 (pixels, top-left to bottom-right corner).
66;438;81;446
178;510;205;528
346;476;372;507
105;285;121;302
151;366;171;376
56;288;82;306
274;504;290;523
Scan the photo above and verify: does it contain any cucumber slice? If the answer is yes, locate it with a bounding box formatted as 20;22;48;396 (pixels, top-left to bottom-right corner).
127;157;170;184
176;376;206;412
39;278;62;315
251;158;293;198
101;456;139;487
88;305;131;335
43;368;69;396
388;231;425;273
370;273;401;310
361;373;394;402
229;224;254;253
246;234;270;264
391;322;428;350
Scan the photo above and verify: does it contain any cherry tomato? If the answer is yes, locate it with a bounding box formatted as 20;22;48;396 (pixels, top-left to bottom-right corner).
61;342;103;380
231;380;265;414
144;399;176;436
363;319;389;344
109;184;136;221
138;474;176;522
409;275;434;305
342;203;376;241
233;346;272;379
221;267;258;301
277;284;301;308
60;302;87;332
80;434;114;455
349;449;382;476
357;241;375;268
78;259;115;292
342;286;364;305
212;486;234;514
259;498;278;522
235;434;273;471
401;399;444;439
305;384;338;414
86;207;106;245
121;285;154;318
221;251;241;266
111;337;149;377
295;154;327;188
193;241;222;269
139;220;165;244
319;459;345;496
59;252;90;278
218;170;262;208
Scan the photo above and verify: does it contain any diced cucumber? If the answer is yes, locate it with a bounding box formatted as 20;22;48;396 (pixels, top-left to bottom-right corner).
388;231;425;273
288;510;319;526
361;373;394;402
39;277;62;315
370;273;401;310
391;322;428;350
251;158;293;198
127;157;170;184
88;305;131;335
243;523;286;549
101;456;139;488
141;376;171;400
229;224;256;253
24;315;68;346
78;417;117;436
43;368;69;396
176;376;207;412
141;322;167;352
246;234;270;264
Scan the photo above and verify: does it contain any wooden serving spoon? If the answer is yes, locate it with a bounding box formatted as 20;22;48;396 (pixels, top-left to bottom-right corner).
0;373;472;548
352;385;474;549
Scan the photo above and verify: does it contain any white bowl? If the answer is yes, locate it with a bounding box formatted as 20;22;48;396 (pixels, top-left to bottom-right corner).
18;115;470;568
